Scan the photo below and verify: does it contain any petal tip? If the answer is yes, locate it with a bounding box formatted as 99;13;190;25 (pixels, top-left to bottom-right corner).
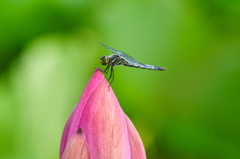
61;128;90;159
95;66;101;72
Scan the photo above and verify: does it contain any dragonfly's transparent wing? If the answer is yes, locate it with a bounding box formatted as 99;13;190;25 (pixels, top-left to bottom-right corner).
99;43;117;54
99;42;138;62
115;50;138;62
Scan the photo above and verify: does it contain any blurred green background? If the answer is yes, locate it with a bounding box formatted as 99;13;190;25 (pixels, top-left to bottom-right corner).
0;0;240;158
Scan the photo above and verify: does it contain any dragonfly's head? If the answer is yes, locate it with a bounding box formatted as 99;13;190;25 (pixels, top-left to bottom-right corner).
100;55;108;65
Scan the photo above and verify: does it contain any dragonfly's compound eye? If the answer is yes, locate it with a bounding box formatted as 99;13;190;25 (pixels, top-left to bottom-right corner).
100;55;108;65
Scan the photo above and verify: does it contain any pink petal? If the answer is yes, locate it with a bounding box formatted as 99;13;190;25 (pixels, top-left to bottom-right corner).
61;128;90;159
60;106;77;158
125;116;146;159
79;74;131;158
60;67;104;158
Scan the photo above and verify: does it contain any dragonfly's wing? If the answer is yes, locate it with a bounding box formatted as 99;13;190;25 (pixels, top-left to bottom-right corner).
99;42;138;62
114;51;138;62
99;43;117;54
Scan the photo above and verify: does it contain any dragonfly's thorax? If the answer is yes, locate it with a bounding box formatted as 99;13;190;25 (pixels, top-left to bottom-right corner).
108;54;124;66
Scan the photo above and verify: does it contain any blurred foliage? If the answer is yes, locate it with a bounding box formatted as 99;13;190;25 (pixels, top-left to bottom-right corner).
0;0;240;159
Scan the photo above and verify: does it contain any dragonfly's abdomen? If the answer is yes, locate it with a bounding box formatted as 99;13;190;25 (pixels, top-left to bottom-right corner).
123;61;166;71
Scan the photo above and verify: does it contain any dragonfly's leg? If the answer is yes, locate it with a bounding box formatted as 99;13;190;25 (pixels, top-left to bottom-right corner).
107;66;112;81
109;67;114;86
103;65;110;74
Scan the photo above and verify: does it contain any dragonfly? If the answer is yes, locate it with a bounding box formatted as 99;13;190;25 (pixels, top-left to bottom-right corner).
99;42;166;85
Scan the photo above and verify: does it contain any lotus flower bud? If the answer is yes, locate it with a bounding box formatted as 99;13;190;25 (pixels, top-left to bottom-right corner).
60;67;146;159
